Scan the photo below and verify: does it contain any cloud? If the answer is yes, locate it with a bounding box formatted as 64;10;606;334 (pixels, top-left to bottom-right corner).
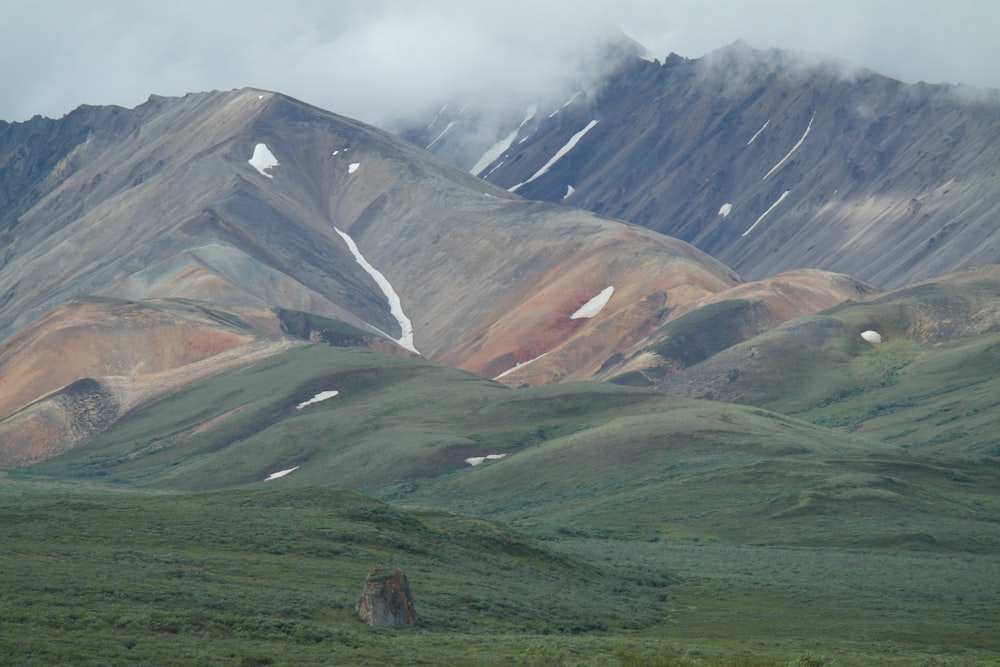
1;0;998;124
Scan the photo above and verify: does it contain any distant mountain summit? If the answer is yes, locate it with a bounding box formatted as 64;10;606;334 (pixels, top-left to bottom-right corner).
405;41;1000;288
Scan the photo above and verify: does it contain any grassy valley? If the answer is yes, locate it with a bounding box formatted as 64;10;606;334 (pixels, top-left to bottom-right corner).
10;335;1000;665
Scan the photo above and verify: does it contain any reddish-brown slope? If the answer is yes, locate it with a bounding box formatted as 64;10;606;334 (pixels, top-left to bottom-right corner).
0;299;305;465
597;268;877;383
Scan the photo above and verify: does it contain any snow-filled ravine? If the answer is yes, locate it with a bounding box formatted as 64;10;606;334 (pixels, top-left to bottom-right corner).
465;453;508;466
334;227;419;354
470;105;537;176
509;119;599;193
248;143;279;178
493;352;549;380
762;112;815;181
548;91;582;118
296;390;339;409
747;118;770;146
742;190;791;237
263;466;299;481
571;286;614;319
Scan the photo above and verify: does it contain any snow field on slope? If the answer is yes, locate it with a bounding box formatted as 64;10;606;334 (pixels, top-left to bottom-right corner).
761;112;815;181
470;105;538;176
249;143;279;178
742;190;791;237
334;227;419;354
571;286;614;319
509;119;599;193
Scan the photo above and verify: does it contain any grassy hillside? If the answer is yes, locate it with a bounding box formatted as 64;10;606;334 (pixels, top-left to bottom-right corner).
0;480;671;666
30;341;1000;551
3;477;997;666
650;272;1000;457
14;329;1000;665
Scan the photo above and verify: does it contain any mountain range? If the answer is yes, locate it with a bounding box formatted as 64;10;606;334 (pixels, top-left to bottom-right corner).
1;40;999;664
406;40;1000;288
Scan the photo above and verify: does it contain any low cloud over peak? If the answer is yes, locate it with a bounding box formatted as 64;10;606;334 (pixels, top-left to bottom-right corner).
1;1;997;124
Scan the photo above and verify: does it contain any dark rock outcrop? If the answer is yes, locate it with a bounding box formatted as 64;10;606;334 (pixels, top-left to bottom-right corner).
356;568;418;627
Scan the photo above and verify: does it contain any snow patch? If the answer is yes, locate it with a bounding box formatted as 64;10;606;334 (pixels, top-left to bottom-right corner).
332;150;339;156
861;330;883;344
563;185;576;200
348;162;360;174
334;227;418;354
509;120;599;193
571;285;614;319
548;91;582;118
427;104;447;130
742;191;790;237
762;112;815;181
426;120;456;149
747;119;770;145
296;390;340;409
719;203;733;217
493;352;548;380
264;466;299;481
248;143;279;178
426;105;466;149
470;105;537;176
465;454;508;466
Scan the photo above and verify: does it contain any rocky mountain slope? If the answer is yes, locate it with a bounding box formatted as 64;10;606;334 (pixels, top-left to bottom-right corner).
2;65;998;463
0;88;761;456
406;41;1000;288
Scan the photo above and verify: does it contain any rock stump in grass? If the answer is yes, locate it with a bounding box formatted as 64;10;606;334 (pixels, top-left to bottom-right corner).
356;567;418;627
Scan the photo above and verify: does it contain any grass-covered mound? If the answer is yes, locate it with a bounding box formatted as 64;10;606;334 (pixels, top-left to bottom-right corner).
0;481;672;666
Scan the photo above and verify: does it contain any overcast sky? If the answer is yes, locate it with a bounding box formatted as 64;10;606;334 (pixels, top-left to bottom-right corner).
2;0;997;126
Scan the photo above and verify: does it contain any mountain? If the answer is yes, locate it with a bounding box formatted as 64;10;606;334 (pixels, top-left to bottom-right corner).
406;41;1000;288
654;264;1000;455
3;59;1000;665
0;88;751;456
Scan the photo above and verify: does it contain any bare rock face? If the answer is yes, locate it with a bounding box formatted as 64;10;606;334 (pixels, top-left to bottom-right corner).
356;568;418;627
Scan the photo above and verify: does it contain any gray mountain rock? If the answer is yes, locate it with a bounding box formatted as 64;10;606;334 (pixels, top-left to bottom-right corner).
408;41;1000;288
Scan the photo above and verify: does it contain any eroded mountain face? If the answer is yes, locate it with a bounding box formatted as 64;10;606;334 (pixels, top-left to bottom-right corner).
3;52;997;463
0;88;758;457
406;41;1000;288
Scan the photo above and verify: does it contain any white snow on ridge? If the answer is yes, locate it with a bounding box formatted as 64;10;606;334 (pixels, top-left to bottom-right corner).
509;119;599;193
762;112;815;181
465;454;508;466
747;119;770;146
742;190;791;237
296;390;340;409
264;466;299;481
470;105;537;176
563;185;576;200
249;143;279;178
348;162;360;174
426;120;456;149
493;352;548;380
571;285;614;319
334;227;419;354
719;203;733;217
426;105;466;150
428;105;447;130
548;91;582;118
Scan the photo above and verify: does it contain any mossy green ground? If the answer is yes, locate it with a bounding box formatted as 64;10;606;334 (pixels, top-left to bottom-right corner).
10;333;1000;665
3;480;998;666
